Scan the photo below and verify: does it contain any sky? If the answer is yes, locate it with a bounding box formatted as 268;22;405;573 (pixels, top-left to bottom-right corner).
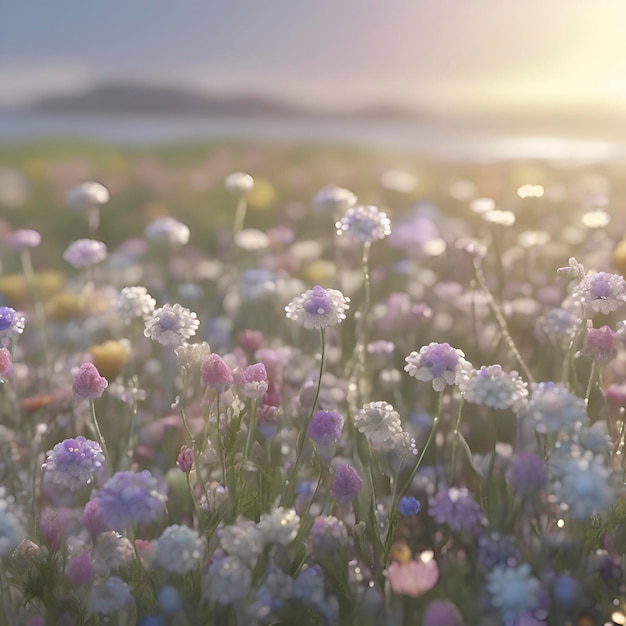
3;0;626;114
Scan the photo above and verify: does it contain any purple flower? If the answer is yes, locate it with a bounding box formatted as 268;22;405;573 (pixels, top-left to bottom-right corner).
80;499;113;535
4;229;41;250
405;343;471;392
526;382;588;435
506;452;547;497
235;362;268;400
176;446;194;473
201;353;234;390
66;550;95;586
398;496;421;517
460;364;528;411
72;363;108;400
308;410;344;446
579;324;617;362
63;238;108;268
312;184;356;213
42;436;107;491
336;204;391;243
429;487;483;534
144;216;190;247
310;515;348;559
95;470;167;530
331;464;363;504
422;600;464;626
285;285;350;330
573;271;626;315
0;307;25;342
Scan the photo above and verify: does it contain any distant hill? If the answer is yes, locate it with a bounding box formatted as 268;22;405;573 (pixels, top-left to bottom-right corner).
29;81;420;121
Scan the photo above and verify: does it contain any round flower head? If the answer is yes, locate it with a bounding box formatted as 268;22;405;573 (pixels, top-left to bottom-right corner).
423;600;464;626
331;463;363;504
64;238;107;268
224;171;254;195
87;576;134;615
405;342;471;392
285;285;350;330
152;524;207;574
336;204;391;243
539;308;579;345
66;550;95;586
95;470;167;530
0;307;25;342
573;270;626;315
486;563;540;623
312;184;356;213
505;451;547;497
72;363;108;400
387;554;439;598
114;286;156;321
144;216;190;247
67;181;110;210
144;303;199;347
579;324;617;362
257;507;300;547
201;353;234;390
235;362;268;400
526;382;588;436
4;228;41;250
308;410;344;446
42;436;107;491
310;515;348;559
398;496;421;517
429;486;483;534
203;556;252;605
176;446;194;473
460;364;528;411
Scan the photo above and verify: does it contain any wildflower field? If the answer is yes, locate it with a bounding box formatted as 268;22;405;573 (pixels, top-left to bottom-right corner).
1;139;626;626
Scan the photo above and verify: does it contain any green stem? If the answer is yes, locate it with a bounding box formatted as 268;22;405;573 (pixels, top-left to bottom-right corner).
483;418;499;515
584;362;597;406
449;397;465;483
473;260;535;384
90;399;112;475
281;328;326;505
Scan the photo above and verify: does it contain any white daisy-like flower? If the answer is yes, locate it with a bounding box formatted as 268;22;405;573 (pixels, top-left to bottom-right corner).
285;285;350;330
144;303;199;347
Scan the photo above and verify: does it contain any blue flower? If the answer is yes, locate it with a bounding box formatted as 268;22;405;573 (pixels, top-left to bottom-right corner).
398;496;421;517
486;563;540;623
526;382;588;436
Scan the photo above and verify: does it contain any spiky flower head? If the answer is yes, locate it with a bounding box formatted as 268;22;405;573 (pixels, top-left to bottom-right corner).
285;285;350;330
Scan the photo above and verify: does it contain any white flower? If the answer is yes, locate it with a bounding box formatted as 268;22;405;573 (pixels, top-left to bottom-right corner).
203;556;252;604
219;518;263;568
144;303;199;347
114;286;156;321
257;507;300;547
175;341;212;370
312;184;356;213
460;365;528;412
285;285;350;330
67;181;110;210
153;524;207;574
572;271;626;315
144;217;190;247
336;205;391;243
93;532;134;572
224;172;254;195
405;342;472;392
355;402;416;458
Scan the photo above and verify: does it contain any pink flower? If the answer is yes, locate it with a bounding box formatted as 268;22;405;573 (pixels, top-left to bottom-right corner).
387;554;439;598
72;363;108;400
200;354;234;391
235;362;269;400
0;347;12;378
66;550;95;586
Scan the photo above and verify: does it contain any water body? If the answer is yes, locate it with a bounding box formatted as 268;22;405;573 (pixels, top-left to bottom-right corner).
1;111;624;164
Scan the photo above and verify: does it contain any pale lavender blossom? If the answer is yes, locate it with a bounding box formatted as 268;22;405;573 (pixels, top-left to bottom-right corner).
203;556;252;604
63;238;107;268
573;270;626;315
42;436;107;491
285;285;350;330
87;576;134;615
95;470;167;530
526;382;588;435
201;353;234;390
4;229;41;250
429;487;483;534
235;362;268;400
405;343;471;392
144;303;199;347
460;365;528;411
312;184;356;213
308;410;344;446
336;204;391;243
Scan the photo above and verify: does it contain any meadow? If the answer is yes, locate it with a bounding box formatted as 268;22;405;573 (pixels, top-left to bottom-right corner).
0;138;625;625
